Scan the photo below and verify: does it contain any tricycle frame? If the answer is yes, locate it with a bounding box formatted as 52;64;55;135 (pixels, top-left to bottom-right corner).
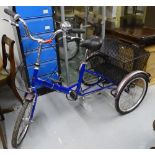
31;62;115;97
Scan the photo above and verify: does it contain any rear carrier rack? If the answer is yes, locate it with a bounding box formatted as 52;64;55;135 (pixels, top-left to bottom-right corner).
94;38;150;85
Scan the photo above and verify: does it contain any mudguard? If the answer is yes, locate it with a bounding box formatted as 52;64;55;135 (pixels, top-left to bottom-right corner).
116;70;151;96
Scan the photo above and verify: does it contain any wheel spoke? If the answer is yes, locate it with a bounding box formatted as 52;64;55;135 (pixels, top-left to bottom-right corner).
16;101;33;145
118;77;147;113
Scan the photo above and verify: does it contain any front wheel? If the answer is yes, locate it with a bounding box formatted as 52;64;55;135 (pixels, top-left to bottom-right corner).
115;73;148;115
153;120;155;130
12;98;35;148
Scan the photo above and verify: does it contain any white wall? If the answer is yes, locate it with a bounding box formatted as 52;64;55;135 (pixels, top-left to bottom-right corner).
0;6;20;64
0;6;26;92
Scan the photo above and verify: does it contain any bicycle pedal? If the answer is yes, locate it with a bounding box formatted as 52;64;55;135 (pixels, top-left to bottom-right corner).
52;76;63;83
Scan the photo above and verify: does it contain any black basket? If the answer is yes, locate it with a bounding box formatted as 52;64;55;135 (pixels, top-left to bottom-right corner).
93;38;150;85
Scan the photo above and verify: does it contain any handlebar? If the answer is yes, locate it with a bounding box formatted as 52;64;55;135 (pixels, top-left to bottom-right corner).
1;18;19;27
4;8;20;21
70;28;85;34
3;8;65;44
3;8;83;45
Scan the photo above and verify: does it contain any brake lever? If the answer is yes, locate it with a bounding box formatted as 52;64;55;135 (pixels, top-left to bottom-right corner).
55;21;61;24
66;36;81;41
1;18;19;27
11;22;19;27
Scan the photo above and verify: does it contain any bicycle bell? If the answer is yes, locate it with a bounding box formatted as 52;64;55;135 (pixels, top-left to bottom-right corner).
61;21;71;32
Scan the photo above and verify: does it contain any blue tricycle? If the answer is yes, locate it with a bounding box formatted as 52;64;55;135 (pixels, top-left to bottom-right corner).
2;8;150;148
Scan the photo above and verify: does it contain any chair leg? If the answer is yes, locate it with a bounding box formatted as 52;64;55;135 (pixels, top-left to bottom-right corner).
0;118;8;149
1;108;14;114
8;80;23;105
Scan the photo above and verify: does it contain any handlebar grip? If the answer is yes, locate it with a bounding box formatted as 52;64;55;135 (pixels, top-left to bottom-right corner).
4;8;20;21
70;28;85;34
4;8;16;17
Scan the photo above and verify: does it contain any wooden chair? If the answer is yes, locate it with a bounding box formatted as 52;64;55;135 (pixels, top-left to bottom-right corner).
0;34;22;103
0;111;7;149
0;35;23;148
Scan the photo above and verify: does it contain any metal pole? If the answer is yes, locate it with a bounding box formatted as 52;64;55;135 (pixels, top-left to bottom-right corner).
101;6;106;39
60;6;70;85
84;6;88;39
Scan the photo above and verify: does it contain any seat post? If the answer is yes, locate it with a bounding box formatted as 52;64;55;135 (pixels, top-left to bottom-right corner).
84;49;89;62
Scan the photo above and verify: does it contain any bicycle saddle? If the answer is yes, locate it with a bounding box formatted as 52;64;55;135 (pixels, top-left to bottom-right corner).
80;36;102;51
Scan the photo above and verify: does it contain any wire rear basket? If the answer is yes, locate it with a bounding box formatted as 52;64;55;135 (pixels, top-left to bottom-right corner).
94;38;150;85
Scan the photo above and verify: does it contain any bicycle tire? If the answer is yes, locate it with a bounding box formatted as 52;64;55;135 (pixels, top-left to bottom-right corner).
153;120;155;130
59;40;80;61
12;100;34;148
115;73;148;115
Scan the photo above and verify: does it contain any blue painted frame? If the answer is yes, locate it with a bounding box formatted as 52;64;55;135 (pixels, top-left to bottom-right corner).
32;63;115;95
29;61;116;119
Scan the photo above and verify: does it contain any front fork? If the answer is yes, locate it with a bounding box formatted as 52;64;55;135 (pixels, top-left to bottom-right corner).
25;63;40;120
24;87;38;121
24;43;42;121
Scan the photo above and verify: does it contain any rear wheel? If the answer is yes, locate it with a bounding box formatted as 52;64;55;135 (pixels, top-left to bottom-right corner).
115;73;148;115
12;98;35;148
59;40;80;61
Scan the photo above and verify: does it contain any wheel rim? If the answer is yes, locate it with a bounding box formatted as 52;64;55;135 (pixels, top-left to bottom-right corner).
17;101;33;145
118;77;147;112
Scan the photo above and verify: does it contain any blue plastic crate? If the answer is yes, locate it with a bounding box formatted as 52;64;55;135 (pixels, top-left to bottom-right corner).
19;17;55;37
21;33;56;52
14;6;60;90
25;47;57;66
15;6;53;19
27;60;58;79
